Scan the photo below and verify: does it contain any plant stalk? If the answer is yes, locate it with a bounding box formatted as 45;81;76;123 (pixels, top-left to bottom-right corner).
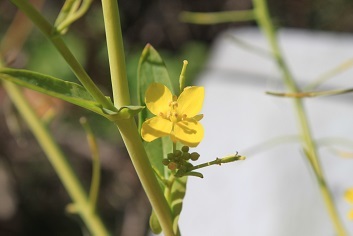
180;10;256;24
9;0;115;110
100;0;175;235
115;119;175;236
3;81;109;236
253;0;347;235
1;2;110;234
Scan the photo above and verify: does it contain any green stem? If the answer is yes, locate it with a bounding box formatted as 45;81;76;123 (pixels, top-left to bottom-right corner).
100;0;175;234
101;0;130;107
80;117;101;213
9;0;115;110
180;10;256;24
115;119;175;236
3;81;109;236
191;154;245;171
253;0;347;235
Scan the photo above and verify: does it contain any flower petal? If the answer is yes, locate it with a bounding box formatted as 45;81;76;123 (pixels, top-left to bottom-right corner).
141;116;173;142
345;188;353;204
177;86;204;117
172;118;204;147
177;86;205;117
145;83;173;116
349;209;353;220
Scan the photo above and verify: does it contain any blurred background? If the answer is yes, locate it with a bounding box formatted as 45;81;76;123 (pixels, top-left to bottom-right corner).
1;0;353;235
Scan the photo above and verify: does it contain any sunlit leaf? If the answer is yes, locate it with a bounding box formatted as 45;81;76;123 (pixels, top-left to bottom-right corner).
170;176;187;235
149;210;162;234
137;45;189;234
137;44;175;177
0;68;105;115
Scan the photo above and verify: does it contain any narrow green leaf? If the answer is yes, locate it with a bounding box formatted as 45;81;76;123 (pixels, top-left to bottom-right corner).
170;176;188;235
149;210;162;234
0;68;106;116
137;44;175;177
137;45;189;235
266;88;353;98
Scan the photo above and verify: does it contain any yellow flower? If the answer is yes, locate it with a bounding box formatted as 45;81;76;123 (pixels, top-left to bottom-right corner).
344;188;353;220
141;83;204;147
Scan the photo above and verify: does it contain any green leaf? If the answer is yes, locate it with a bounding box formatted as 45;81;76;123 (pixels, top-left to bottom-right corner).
170;176;188;235
0;68;106;116
137;45;189;235
137;44;175;177
149;210;162;234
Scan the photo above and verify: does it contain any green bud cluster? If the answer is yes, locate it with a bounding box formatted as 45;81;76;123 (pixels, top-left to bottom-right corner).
162;145;201;177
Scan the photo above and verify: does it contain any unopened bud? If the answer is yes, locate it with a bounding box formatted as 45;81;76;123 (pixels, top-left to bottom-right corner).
181;146;189;153
182;152;191;160
162;159;170;166
174;150;182;157
190;152;200;161
168;162;177;171
167;153;174;160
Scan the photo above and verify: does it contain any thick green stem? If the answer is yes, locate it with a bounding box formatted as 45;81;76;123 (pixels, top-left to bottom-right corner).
253;0;347;235
101;0;130;107
115;119;174;236
3;81;109;236
9;0;115;110
100;0;175;234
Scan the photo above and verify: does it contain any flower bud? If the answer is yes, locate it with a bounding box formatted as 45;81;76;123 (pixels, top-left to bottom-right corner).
182;152;191;160
174;150;182;157
181;146;189;153
167;153;174;160
190;152;200;161
168;162;177;171
162;159;170;166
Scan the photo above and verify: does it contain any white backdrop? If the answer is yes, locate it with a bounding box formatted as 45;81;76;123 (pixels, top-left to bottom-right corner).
175;28;353;236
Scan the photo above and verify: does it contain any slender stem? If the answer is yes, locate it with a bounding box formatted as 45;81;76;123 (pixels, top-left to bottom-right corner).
266;88;353;98
80;117;101;213
191;154;245;171
100;0;175;234
115;119;174;236
101;0;130;107
304;58;353;91
9;0;115;110
180;10;256;24
3;81;110;236
1;3;109;234
253;0;347;235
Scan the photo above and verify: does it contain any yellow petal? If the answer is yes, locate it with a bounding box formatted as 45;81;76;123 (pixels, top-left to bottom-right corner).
172;118;204;147
141;116;173;142
145;83;173;116
348;209;353;220
177;86;204;117
344;188;353;204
